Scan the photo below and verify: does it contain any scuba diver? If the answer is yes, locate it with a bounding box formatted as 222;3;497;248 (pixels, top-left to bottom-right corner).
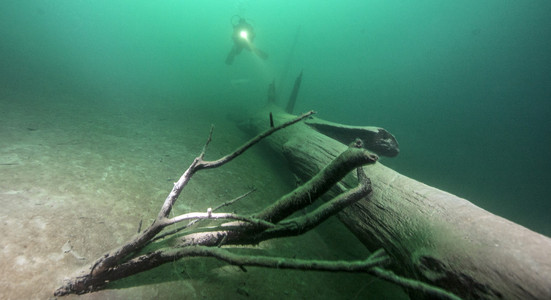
225;16;268;65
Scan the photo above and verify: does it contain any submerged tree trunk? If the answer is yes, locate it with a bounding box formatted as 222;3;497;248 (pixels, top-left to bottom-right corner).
242;105;551;300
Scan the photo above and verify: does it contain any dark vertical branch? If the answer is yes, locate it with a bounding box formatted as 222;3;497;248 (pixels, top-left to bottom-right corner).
285;70;303;114
279;25;302;94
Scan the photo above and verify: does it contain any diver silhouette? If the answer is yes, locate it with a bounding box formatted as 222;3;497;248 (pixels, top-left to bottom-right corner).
225;17;268;65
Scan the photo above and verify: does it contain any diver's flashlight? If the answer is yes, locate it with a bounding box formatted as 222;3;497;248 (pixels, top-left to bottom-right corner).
239;30;249;40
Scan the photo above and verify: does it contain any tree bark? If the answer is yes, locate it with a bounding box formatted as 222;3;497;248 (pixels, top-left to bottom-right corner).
242;105;551;300
59;112;456;297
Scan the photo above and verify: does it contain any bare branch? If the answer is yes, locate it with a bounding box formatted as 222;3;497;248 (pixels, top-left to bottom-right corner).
161;111;315;221
62;112;316;286
255;147;378;223
187;246;390;272
197;110;315;170
165;211;275;228
198;125;215;160
58;246;392;293
151;188;257;243
369;267;462;300
257;168;372;240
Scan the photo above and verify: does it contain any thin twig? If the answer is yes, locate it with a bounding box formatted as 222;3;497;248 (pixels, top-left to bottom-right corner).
213;188;256;211
198;110;315;170
199;125;215;160
189;246;390;272
369;267;462;300
151;188;257;243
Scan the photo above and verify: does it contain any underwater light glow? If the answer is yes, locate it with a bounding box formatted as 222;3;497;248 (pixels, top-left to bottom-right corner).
239;30;249;40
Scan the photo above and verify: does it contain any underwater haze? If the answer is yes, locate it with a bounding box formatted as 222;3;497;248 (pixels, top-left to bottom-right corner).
1;0;550;298
4;0;548;233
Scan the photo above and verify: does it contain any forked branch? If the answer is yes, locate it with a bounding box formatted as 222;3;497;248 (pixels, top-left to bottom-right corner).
54;111;460;300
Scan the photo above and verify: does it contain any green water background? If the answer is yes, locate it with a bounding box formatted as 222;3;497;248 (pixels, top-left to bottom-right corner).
1;1;550;236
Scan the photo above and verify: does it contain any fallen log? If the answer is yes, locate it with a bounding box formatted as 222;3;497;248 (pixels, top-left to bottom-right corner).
55;111;461;298
241;105;551;299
